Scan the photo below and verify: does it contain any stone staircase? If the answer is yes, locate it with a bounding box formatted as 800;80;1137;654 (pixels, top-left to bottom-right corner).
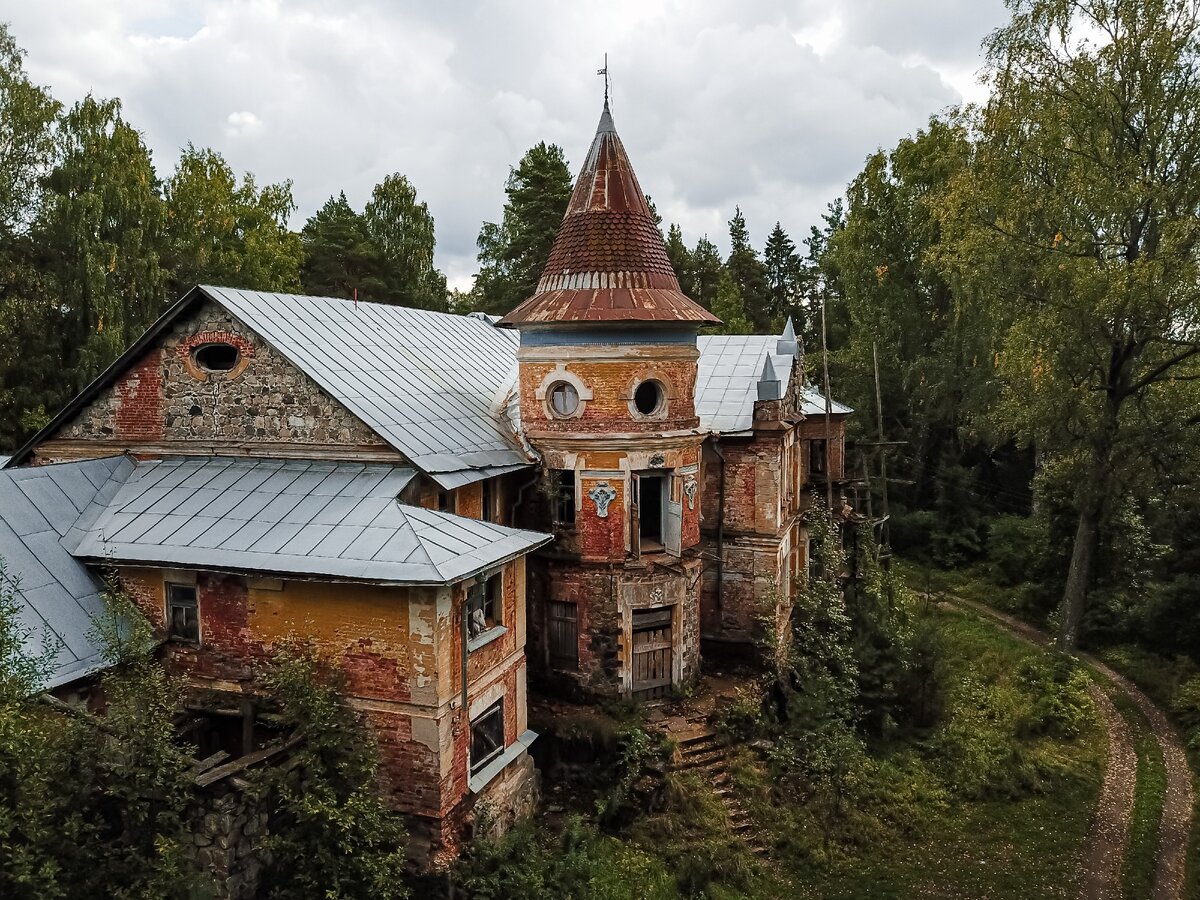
672;727;768;858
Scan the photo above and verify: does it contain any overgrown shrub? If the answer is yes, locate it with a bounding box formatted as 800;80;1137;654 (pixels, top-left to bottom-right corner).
986;514;1049;587
1015;656;1092;739
453;815;677;899
255;640;409;900
1171;677;1200;751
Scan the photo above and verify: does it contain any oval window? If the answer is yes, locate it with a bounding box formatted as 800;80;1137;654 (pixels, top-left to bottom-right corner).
548;381;580;418
193;343;241;373
634;380;665;416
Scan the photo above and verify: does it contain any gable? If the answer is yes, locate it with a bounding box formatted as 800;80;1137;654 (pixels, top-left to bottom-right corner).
38;299;389;461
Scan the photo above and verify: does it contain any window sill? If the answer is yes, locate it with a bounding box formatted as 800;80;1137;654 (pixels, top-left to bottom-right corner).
469;729;538;793
467;625;507;653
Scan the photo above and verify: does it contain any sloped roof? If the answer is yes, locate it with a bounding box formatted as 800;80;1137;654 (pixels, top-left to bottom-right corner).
696;335;851;434
498;103;719;328
73;457;551;585
0;455;133;689
203;287;528;481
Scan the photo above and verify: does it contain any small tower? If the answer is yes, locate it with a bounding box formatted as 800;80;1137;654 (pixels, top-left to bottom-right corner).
500;100;719;699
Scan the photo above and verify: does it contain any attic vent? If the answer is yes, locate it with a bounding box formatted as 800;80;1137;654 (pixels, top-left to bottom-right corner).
193;343;241;373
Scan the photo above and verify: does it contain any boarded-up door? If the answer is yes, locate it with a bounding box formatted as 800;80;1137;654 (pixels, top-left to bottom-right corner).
548;601;578;670
631;606;673;699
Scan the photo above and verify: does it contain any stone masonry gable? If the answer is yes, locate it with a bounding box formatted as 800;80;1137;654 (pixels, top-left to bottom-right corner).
53;300;389;457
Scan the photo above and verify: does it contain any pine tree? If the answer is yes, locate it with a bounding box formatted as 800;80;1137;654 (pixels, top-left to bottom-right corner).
300;193;385;300
725;206;771;331
474;142;572;315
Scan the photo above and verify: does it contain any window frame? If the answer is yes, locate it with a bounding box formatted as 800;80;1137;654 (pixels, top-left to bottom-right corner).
467;571;505;648
192;342;241;374
470;699;506;776
632;379;666;418
547;381;581;418
166;582;200;643
553;470;576;526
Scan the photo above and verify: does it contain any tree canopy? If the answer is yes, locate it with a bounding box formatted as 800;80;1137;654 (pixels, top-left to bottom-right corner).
474;141;572;315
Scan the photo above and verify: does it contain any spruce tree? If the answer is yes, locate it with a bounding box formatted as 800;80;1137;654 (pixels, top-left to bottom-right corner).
763;221;801;327
725;206;771;331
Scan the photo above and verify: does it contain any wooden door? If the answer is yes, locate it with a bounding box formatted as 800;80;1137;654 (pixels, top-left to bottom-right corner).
631;606;673;699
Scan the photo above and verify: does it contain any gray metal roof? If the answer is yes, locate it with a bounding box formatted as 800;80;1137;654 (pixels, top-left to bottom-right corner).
0;455;133;689
695;335;851;434
73;457;551;585
200;287;529;484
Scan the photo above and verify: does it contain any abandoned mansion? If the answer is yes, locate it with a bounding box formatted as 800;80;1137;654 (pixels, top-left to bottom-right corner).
1;100;850;867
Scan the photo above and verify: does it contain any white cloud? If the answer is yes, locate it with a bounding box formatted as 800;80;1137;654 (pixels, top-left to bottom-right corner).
4;0;1011;286
224;110;261;137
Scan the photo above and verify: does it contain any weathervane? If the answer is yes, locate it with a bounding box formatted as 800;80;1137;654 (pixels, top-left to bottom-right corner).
597;53;609;105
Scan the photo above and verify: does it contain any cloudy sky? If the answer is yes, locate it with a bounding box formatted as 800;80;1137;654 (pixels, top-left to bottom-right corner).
7;1;1009;289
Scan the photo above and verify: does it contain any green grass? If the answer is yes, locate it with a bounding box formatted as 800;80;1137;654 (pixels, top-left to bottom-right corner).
735;608;1106;900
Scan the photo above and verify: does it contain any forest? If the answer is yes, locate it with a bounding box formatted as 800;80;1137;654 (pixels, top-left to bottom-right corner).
1;0;1199;896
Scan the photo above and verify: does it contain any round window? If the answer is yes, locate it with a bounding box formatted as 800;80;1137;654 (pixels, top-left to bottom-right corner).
193;343;241;373
633;380;665;416
548;381;580;418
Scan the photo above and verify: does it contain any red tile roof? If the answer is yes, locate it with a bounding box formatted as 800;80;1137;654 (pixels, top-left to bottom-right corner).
498;103;720;327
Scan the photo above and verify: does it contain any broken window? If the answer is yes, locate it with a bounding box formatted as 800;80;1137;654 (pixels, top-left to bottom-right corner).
810;439;828;476
470;699;505;776
437;489;452;512
193;343;240;373
553;470;575;526
467;572;503;642
548;601;579;670
633;379;665;416
167;583;199;642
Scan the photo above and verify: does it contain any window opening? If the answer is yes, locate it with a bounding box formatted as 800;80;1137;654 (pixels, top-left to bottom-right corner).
167;583;199;642
810;439;828;476
548;601;579;670
634;380;664;416
467;572;503;640
193;343;240;373
481;480;493;522
639;474;665;552
553;470;575;525
470;700;505;776
548;381;580;417
437;489;452;512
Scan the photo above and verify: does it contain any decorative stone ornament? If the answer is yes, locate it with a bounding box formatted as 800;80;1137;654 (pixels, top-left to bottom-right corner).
649;453;666;469
588;482;617;518
683;477;698;510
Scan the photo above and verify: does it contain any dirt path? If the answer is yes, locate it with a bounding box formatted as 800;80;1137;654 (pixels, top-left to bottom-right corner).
941;595;1194;900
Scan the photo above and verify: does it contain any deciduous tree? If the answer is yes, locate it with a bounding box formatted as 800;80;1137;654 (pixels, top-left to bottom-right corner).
938;0;1200;647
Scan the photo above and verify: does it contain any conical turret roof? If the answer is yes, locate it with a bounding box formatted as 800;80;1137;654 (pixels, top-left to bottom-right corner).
498;102;720;327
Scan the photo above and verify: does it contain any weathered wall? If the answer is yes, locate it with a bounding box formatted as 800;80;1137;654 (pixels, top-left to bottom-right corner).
118;560;535;864
518;348;701;435
41;300;390;460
